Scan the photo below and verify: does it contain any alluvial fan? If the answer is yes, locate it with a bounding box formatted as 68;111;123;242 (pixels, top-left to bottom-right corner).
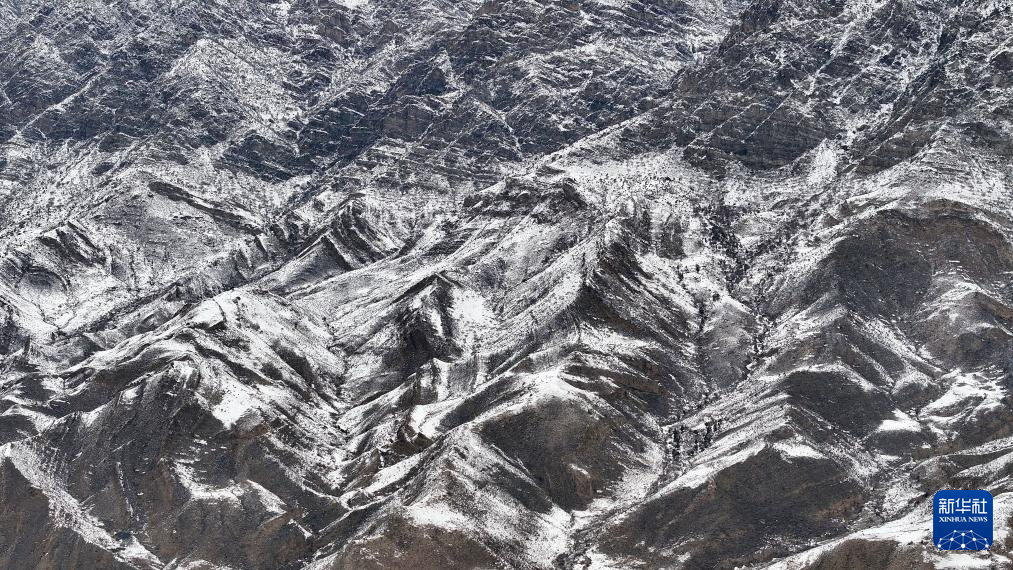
2;0;1013;568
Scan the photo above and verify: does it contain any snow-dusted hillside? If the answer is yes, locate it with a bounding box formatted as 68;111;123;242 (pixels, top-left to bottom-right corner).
2;0;1013;568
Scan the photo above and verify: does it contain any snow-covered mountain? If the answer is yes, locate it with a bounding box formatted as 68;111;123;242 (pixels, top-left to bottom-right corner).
2;0;1013;568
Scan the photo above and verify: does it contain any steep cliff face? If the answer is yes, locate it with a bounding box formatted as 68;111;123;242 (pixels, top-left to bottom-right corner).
2;0;1013;568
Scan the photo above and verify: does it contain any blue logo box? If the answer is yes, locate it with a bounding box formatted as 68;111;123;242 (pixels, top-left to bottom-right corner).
933;490;993;551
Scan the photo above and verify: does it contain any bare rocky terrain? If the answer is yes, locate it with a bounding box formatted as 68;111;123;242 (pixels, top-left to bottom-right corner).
2;0;1013;568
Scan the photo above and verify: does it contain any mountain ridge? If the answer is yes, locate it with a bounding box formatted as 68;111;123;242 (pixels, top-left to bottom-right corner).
3;0;1013;568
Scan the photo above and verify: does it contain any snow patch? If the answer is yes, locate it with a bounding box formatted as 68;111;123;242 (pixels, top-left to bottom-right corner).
877;410;921;433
